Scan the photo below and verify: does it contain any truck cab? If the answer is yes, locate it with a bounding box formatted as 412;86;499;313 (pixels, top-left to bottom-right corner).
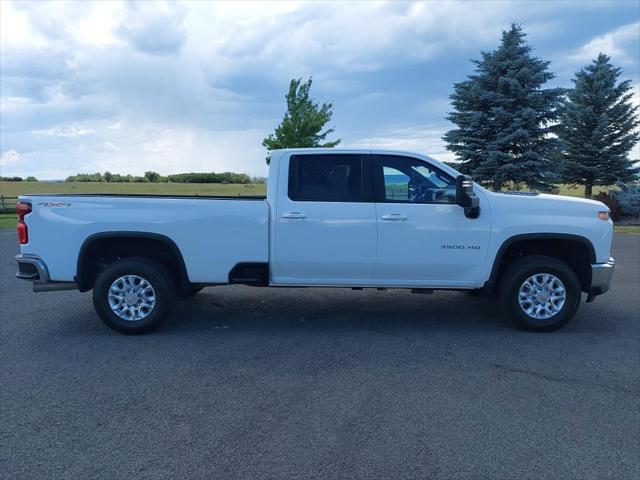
268;149;488;287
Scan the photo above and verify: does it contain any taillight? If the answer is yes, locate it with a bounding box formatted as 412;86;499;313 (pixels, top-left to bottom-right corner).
16;202;32;244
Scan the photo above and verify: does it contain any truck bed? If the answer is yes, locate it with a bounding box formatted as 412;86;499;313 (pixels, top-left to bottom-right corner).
19;194;269;283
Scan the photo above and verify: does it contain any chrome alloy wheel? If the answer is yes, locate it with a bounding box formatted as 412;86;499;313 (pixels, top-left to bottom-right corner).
108;275;156;321
518;273;566;320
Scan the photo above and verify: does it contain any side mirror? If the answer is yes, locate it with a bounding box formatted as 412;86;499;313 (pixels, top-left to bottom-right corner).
456;175;480;219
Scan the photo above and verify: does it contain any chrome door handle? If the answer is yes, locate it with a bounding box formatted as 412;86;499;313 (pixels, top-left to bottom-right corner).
381;214;408;221
281;212;307;219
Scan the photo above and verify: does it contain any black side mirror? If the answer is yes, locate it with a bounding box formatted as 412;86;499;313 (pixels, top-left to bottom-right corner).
456;175;480;219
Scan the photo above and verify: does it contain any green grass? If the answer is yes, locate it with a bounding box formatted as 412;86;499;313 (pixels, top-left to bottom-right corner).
614;225;640;234
0;180;613;199
555;184;610;198
498;183;611;197
0;214;16;229
0;181;266;198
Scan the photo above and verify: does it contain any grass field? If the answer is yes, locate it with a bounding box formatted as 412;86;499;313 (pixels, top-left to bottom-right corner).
0;180;609;199
0;214;15;228
0;181;266;197
555;184;609;197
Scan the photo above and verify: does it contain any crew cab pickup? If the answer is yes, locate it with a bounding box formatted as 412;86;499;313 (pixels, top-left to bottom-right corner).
15;148;615;334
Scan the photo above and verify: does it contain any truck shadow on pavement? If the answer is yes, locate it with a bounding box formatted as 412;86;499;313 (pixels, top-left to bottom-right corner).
161;285;619;338
162;287;512;336
42;284;614;339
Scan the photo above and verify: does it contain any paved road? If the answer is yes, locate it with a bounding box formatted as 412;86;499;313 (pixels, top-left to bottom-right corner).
1;231;638;480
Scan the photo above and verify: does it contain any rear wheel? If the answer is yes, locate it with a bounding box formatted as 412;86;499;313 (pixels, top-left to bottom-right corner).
93;258;175;334
499;255;581;331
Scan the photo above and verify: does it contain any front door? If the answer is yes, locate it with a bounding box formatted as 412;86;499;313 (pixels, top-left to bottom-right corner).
373;154;491;286
272;153;377;285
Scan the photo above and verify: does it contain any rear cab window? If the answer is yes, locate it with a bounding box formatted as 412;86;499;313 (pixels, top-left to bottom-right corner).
288;154;372;202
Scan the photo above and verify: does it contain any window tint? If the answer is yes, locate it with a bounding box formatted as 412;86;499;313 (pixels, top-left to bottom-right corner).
289;154;364;202
381;156;456;204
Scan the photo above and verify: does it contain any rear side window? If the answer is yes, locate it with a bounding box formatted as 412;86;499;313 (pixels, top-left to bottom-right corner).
288;154;364;202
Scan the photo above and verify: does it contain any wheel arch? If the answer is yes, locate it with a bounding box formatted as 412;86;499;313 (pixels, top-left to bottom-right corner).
484;233;596;293
76;232;190;292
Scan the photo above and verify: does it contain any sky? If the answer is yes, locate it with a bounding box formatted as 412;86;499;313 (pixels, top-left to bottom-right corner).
1;0;639;180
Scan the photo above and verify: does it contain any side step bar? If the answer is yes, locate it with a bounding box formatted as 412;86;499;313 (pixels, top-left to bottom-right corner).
33;282;77;292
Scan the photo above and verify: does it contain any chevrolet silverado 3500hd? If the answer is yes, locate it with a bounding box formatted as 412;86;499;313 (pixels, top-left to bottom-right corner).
15;149;615;334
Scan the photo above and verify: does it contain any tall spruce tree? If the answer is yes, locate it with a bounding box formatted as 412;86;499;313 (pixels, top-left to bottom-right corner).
263;78;340;164
558;54;639;198
443;24;564;190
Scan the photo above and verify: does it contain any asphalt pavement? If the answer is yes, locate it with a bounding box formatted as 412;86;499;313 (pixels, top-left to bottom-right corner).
1;231;638;480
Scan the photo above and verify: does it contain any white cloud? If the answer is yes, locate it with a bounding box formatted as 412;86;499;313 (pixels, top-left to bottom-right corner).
0;149;21;169
199;0;531;82
349;125;456;163
561;22;640;69
34;125;94;138
1;0;638;179
116;1;187;56
0;1;47;48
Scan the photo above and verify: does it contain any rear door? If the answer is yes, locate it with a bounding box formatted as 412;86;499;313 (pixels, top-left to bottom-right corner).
372;154;491;286
272;153;377;284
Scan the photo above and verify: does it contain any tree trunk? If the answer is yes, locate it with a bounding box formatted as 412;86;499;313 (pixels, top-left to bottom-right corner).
493;179;502;191
585;183;593;199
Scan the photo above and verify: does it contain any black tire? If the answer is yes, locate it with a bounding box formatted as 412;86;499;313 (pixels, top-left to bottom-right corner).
92;258;175;334
498;255;581;332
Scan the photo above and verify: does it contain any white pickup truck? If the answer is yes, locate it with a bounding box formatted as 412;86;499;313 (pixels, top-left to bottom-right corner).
15;148;615;334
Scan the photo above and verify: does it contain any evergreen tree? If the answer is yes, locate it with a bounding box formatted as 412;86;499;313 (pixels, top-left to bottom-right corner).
443;24;564;190
558;54;639;198
262;78;340;164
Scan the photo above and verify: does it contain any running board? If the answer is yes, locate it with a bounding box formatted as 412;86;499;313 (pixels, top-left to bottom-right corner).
33;282;77;292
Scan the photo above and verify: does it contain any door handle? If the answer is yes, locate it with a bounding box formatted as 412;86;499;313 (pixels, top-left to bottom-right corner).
281;212;307;219
381;214;408;221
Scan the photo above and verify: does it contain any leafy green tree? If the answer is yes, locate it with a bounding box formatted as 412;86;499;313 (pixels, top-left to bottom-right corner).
166;172;251;184
557;54;639;198
262;77;340;164
144;171;162;183
25;176;37;182
444;24;564;191
104;171;113;182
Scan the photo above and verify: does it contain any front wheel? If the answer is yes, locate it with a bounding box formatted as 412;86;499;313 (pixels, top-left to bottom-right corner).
498;256;581;332
93;258;175;334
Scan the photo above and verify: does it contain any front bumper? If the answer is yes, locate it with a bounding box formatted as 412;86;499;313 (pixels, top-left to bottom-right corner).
589;257;615;296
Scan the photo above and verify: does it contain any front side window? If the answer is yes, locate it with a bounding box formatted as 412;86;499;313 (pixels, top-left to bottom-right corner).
289;154;364;202
381;156;456;204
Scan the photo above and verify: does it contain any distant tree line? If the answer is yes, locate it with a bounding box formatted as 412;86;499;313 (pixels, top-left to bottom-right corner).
0;176;38;182
64;171;262;184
